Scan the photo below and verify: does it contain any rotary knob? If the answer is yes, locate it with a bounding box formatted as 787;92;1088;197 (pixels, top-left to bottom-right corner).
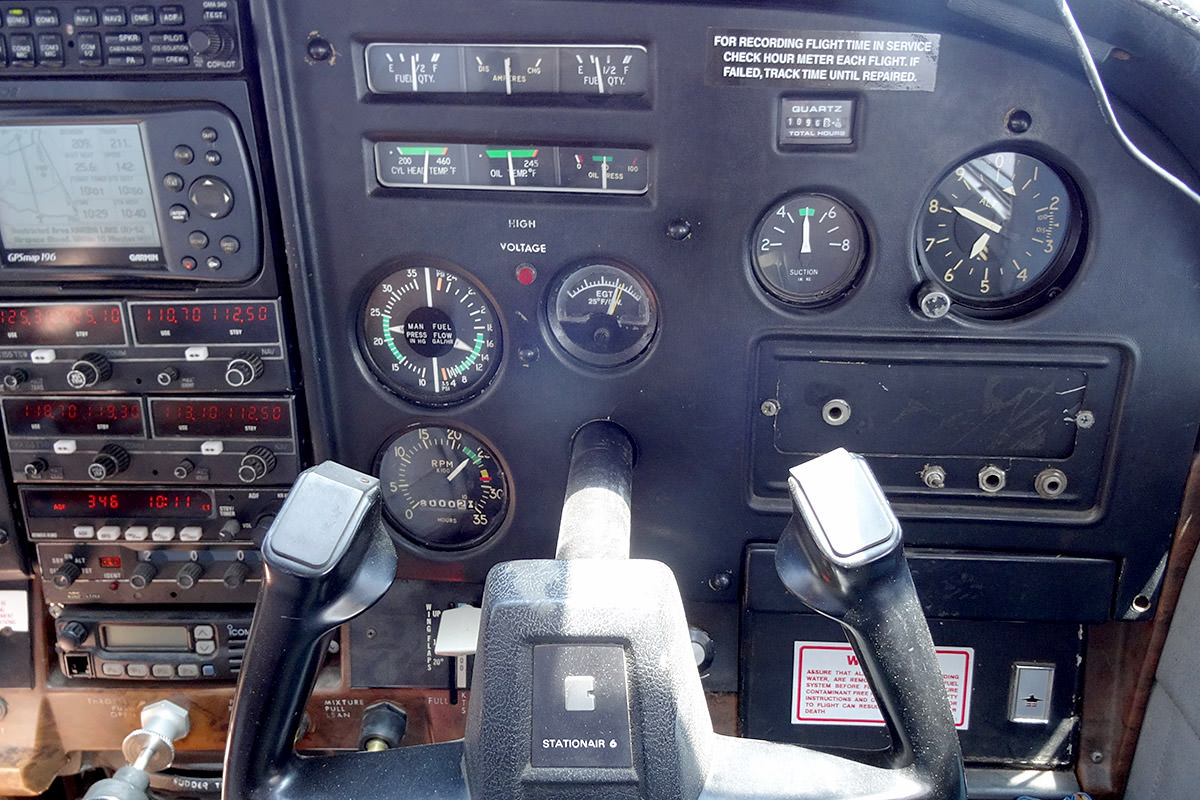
67;353;112;389
175;562;203;590
222;561;250;589
238;446;277;484
23;458;48;479
224;352;264;387
129;562;159;590
52;561;82;588
188;25;235;58
57;620;89;650
88;444;131;481
3;368;28;390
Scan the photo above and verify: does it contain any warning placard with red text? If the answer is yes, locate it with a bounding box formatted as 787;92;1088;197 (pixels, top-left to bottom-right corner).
791;642;973;729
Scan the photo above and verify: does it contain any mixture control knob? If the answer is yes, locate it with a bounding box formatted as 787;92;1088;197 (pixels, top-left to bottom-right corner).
88;444;131;481
156;366;180;387
129;562;159;590
189;25;235;58
3;368;28;390
224;352;264;387
57;620;89;650
222;561;250;589
23;457;49;479
67;353;113;389
175;562;203;590
238;446;277;484
52;561;82;588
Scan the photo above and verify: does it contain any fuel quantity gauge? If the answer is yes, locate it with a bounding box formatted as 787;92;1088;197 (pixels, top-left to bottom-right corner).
546;262;658;367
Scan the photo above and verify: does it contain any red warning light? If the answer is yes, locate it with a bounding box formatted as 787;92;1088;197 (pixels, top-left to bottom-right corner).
98;556;122;569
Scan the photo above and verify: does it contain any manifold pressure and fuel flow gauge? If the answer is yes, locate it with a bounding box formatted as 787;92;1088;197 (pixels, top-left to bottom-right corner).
916;150;1083;314
751;193;868;306
376;424;509;550
361;264;501;406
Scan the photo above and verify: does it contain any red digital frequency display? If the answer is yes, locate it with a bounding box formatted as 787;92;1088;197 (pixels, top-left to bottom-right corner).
131;301;280;345
23;489;214;519
0;303;126;346
2;397;145;437
150;398;292;438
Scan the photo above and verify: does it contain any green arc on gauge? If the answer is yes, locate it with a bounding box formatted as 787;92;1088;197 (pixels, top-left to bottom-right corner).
381;314;406;364
486;148;539;158
398;146;448;156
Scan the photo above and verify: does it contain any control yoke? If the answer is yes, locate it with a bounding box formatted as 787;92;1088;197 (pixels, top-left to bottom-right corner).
223;432;965;800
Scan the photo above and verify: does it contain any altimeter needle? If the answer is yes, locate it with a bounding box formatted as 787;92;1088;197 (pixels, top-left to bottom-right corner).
969;232;990;260
954;205;1003;233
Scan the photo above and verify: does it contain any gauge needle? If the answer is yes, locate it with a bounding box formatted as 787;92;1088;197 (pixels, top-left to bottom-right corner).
422;149;430;184
969;232;990;260
504;56;512;95
601;158;609;190
954;205;1002;233
594;56;605;94
801;214;812;254
507;150;516;187
452;338;475;354
410;54;419;92
607;286;624;315
446;458;470;482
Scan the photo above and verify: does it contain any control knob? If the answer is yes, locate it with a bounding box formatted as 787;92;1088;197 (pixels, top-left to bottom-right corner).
223;561;250;589
52;561;82;588
225;352;264;387
175;562;203;590
189;25;235;58
88;444;131;481
156;366;180;387
129;562;159;590
23;458;49;479
238;446;277;483
3;368;28;390
66;353;113;389
57;620;89;650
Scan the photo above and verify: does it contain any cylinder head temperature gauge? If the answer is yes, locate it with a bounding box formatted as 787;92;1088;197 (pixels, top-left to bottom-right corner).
361;264;501;406
377;424;509;550
751;193;868;306
546;261;658;367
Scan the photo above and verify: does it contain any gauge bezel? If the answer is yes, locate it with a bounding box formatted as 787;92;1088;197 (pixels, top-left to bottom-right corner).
374;421;511;552
543;259;660;368
913;147;1086;318
357;259;504;407
749;191;869;308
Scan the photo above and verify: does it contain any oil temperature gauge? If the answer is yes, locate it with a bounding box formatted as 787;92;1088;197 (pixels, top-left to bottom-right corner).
377;424;509;550
546;261;658;367
751;193;868;306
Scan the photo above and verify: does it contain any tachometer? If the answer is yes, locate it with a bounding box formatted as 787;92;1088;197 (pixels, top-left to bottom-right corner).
916;151;1082;312
361;264;501;405
376;424;509;550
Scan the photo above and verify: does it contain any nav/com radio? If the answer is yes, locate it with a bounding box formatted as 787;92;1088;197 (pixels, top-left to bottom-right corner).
0;105;259;282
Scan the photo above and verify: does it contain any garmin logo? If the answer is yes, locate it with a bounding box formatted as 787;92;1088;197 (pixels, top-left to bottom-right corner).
128;253;159;263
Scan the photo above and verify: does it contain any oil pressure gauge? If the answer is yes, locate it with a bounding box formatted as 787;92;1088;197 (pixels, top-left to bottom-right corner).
917;150;1083;313
546;261;658;367
751;193;868;306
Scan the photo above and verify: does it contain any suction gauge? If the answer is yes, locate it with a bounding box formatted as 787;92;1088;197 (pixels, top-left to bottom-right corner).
751;193;867;306
361;264;501;406
917;151;1082;311
377;424;509;550
546;261;658;367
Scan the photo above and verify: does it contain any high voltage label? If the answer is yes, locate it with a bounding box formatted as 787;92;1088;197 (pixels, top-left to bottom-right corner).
707;29;940;91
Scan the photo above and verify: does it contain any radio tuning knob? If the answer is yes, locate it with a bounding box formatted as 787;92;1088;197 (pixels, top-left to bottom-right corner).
23;458;49;479
218;519;242;540
224;352;264;387
173;459;195;479
52;561;83;589
57;620;89;650
222;561;250;589
3;368;28;390
129;562;159;590
88;444;131;481
156;366;180;387
66;353;113;389
189;25;235;58
175;562;203;590
238;446;277;484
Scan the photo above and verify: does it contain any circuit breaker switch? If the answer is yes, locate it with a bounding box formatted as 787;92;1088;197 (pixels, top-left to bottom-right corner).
1008;663;1054;724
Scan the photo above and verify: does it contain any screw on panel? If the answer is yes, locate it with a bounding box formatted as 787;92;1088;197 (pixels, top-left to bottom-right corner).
917;284;952;319
708;572;732;592
822;399;851;426
920;465;947;489
666;219;693;240
1075;410;1095;429
760;399;780;417
1005;108;1033;134
978;465;1007;493
1034;468;1068;499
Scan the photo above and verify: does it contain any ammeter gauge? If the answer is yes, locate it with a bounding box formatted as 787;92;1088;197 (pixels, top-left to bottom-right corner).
916;150;1082;312
376;424;509;550
546;261;658;367
360;264;501;406
751;193;868;306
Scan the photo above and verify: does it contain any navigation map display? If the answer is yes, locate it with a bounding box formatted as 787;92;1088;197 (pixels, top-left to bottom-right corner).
0;123;164;268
